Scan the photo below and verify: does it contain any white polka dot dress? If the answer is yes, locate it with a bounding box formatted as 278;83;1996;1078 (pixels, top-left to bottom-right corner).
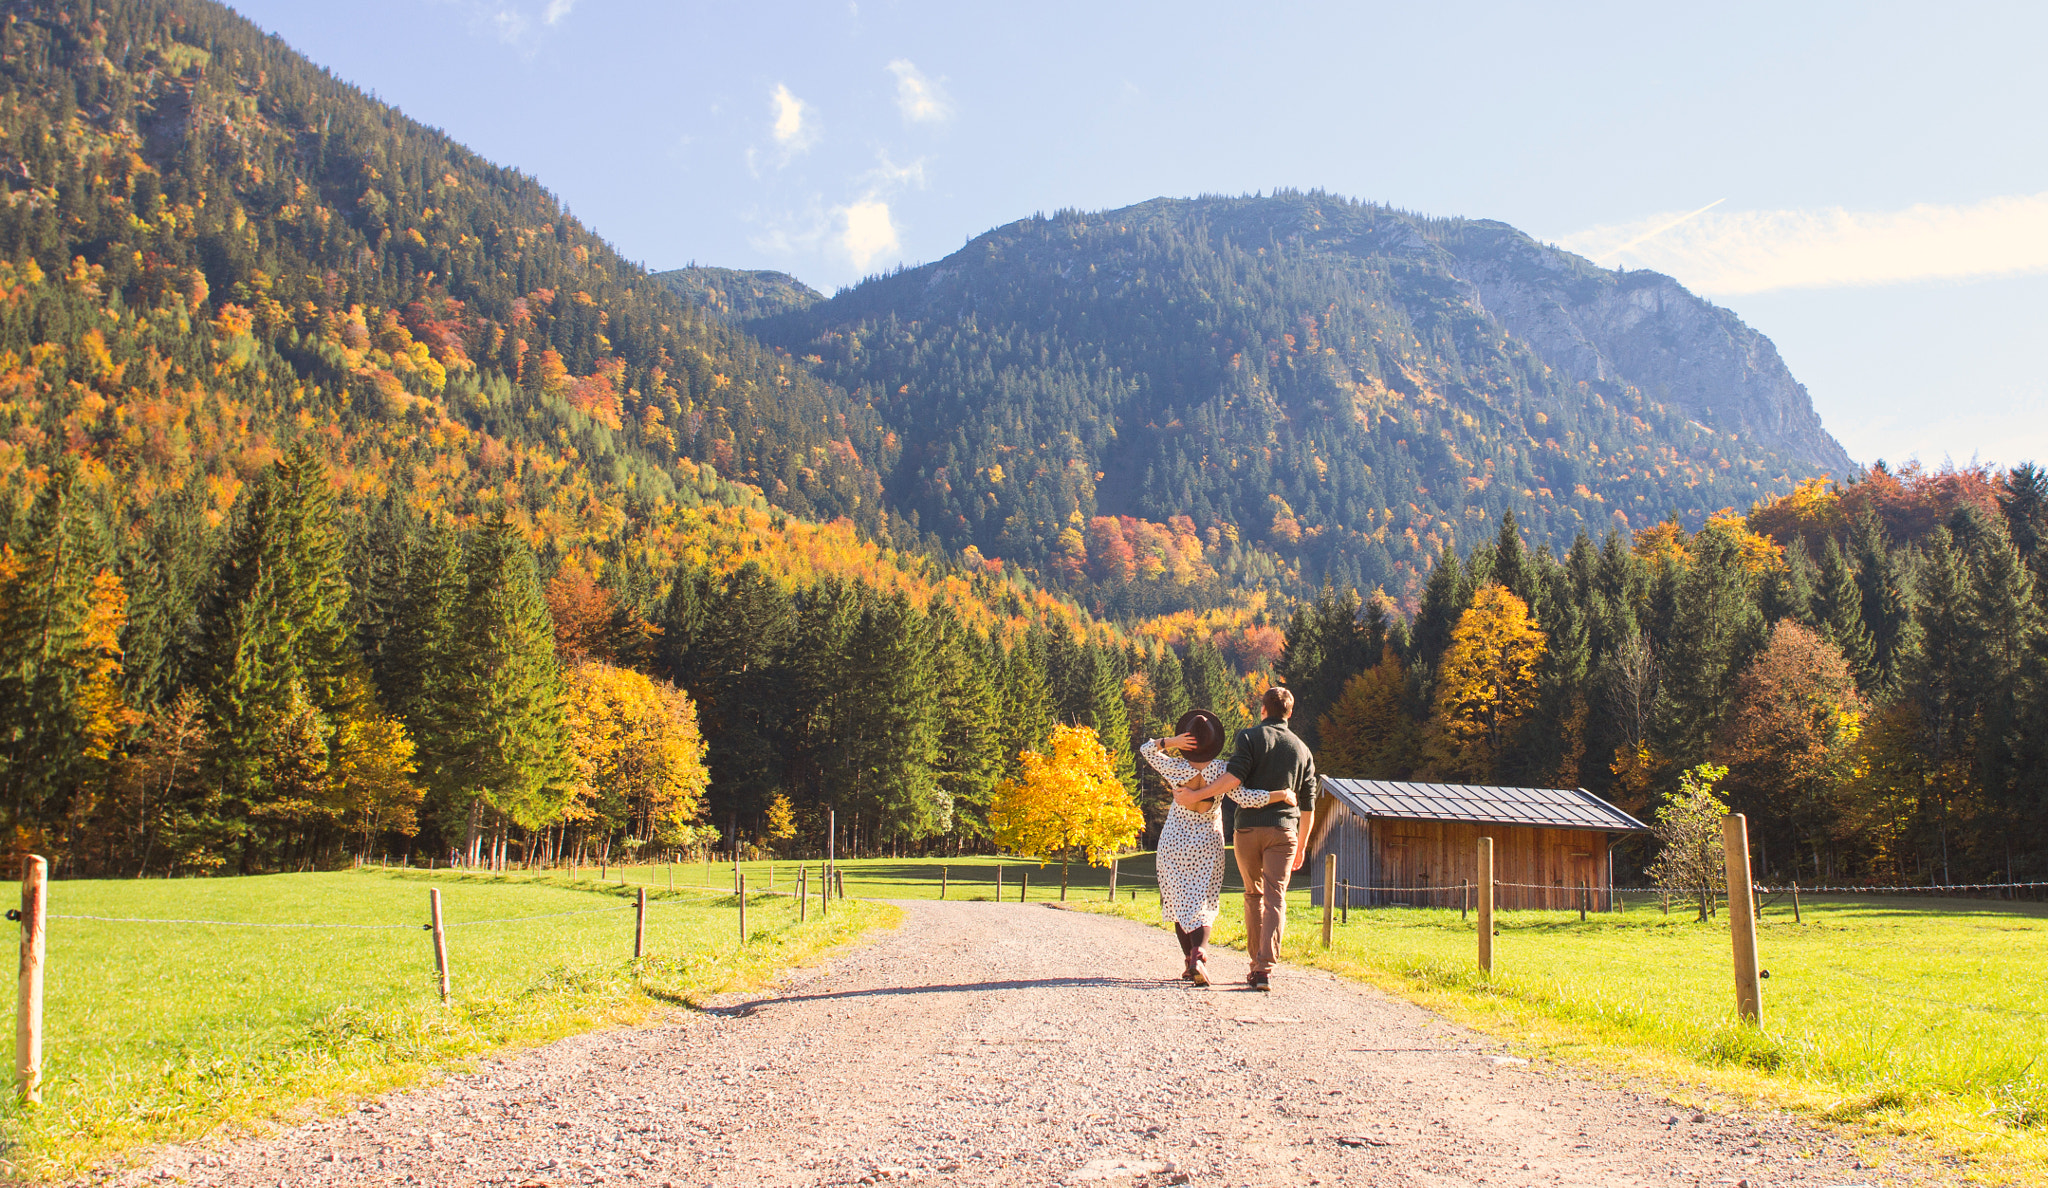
1140;739;1273;931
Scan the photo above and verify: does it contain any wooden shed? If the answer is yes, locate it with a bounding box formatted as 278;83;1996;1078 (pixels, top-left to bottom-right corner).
1305;778;1651;911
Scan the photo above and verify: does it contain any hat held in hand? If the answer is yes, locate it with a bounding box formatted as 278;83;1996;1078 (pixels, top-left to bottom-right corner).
1173;708;1226;765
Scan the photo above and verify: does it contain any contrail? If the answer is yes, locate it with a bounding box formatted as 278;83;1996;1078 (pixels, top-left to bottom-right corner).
1601;198;1727;260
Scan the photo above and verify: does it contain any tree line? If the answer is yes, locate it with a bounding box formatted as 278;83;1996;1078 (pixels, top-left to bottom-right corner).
1276;464;2048;884
0;438;1279;875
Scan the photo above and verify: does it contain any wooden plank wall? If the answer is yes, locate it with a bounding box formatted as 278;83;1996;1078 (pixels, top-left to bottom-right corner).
1310;800;1614;910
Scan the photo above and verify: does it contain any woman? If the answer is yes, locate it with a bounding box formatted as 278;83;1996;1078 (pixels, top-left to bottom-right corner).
1140;708;1283;985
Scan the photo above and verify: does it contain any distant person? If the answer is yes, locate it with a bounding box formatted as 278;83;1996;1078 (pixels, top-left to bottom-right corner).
1178;687;1316;991
1138;709;1287;986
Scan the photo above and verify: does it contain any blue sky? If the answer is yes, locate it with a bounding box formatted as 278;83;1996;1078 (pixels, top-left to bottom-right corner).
235;0;2048;471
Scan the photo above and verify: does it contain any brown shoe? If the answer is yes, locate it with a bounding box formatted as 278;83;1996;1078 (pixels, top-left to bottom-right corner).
1191;959;1210;987
1248;971;1270;991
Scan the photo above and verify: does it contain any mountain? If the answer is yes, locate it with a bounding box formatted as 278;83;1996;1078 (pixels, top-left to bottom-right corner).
752;193;1847;601
0;0;897;556
1424;221;1851;473
655;266;824;322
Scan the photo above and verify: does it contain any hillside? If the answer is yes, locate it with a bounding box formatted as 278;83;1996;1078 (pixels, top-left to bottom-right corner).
753;193;1848;603
655;266;824;322
0;0;897;559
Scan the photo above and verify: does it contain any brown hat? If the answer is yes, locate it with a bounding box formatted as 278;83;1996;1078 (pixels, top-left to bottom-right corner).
1174;708;1227;765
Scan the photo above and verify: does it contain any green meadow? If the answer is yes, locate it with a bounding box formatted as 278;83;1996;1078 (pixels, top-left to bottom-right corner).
0;868;894;1181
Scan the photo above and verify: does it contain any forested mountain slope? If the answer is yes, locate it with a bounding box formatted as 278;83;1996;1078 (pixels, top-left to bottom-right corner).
655;266;823;323
0;0;895;556
753;193;1848;602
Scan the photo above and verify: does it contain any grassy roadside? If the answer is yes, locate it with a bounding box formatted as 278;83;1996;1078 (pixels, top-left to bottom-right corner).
1067;882;2048;1186
0;869;896;1182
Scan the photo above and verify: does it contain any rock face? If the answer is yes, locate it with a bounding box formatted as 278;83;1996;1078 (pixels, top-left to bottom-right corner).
1432;222;1853;473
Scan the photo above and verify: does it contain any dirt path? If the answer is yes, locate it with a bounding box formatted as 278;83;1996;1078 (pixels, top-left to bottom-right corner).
108;901;1904;1188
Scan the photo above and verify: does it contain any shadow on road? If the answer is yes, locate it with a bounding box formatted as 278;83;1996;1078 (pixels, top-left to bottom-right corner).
706;975;1250;1016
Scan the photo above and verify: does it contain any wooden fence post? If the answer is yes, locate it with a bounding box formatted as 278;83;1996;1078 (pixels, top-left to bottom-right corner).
429;887;450;1004
738;873;748;944
1107;858;1118;902
836;869;844;900
1322;854;1335;948
1060;861;1069;902
800;867;808;922
1477;837;1495;975
16;855;45;1105
667;862;674;894
941;867;948;900
1722;814;1762;1024
1461;880;1469;922
1579;880;1587;922
995;865;1003;902
1340;879;1349;925
1019;870;1028;903
821;864;830;916
1791;880;1801;924
634;887;647;959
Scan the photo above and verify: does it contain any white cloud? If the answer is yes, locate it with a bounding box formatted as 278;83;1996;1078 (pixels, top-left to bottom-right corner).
863;152;926;191
1559;192;2048;295
887;59;953;124
769;84;816;154
543;0;575;24
839;200;900;270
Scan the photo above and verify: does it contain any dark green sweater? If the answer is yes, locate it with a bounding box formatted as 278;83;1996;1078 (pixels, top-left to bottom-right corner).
1225;717;1317;830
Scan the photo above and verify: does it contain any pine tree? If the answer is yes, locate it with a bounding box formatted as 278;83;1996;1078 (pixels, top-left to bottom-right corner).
1147;644;1191;733
197;445;359;868
1083;645;1137;794
440;515;572;857
1851;512;1916;697
0;465;114;835
1411;549;1468;674
1813;537;1877;691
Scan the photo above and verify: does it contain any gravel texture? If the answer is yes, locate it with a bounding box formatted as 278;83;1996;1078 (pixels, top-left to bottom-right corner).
100;900;1913;1187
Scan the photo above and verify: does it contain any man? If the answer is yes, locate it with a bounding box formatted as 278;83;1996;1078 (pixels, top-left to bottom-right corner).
1175;687;1316;991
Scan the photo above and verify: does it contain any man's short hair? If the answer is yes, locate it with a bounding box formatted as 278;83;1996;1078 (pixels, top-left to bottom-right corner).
1261;686;1294;720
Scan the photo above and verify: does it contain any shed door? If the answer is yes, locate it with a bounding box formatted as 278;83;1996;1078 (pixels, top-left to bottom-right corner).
1552;841;1601;905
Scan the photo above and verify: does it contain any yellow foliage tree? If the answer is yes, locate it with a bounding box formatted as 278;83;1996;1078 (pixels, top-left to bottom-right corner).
765;791;798;844
1427;584;1546;781
563;661;710;852
332;708;425;857
990;723;1145;893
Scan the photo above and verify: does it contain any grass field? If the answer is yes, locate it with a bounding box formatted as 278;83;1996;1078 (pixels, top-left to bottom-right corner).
0;868;895;1181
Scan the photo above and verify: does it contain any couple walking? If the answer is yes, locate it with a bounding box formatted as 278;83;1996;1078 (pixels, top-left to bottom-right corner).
1139;687;1317;991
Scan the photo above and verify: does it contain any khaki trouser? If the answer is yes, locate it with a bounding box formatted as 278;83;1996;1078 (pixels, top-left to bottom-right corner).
1234;824;1298;976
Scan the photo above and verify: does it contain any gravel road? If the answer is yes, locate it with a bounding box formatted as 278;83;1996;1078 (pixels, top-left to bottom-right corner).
105;900;1909;1188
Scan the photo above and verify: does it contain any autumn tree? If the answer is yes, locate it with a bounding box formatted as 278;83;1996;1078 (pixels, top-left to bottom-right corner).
765;792;798;847
332;707;426;859
1711;621;1866;878
562;661;709;862
1318;649;1418;779
1426;584;1546;781
990;723;1146;896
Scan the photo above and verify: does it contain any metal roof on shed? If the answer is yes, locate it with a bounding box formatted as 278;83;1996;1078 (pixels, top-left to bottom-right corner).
1319;778;1650;833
